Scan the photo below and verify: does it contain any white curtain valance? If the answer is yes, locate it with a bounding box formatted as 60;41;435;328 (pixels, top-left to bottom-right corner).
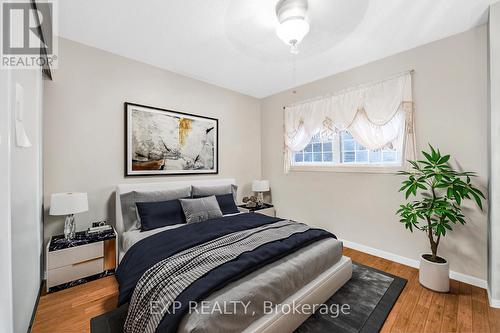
284;72;416;171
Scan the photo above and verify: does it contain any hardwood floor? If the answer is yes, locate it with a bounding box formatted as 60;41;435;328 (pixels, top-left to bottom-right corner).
343;248;500;333
32;276;119;333
32;248;500;333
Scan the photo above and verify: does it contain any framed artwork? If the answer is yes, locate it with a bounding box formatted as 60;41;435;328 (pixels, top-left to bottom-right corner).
125;102;218;176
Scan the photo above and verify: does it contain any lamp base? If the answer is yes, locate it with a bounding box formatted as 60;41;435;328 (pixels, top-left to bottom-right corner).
64;214;76;240
256;192;264;206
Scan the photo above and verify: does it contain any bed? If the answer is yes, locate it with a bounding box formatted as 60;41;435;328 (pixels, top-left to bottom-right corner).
115;178;352;333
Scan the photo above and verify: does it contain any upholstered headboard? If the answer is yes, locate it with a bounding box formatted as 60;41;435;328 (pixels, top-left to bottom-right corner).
115;178;236;259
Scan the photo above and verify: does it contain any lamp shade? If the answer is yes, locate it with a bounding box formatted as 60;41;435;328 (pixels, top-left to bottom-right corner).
252;180;270;192
49;192;88;216
276;18;310;45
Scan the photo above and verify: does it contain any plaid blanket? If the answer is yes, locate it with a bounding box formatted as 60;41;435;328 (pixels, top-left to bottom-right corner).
124;220;310;333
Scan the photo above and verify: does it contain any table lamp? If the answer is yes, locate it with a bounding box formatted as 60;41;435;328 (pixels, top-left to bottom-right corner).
49;192;88;240
252;180;270;207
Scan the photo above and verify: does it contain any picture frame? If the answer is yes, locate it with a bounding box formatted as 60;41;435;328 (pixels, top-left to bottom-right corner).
124;102;218;176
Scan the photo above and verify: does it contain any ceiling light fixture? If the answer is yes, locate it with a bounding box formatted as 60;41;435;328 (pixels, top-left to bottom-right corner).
275;0;310;54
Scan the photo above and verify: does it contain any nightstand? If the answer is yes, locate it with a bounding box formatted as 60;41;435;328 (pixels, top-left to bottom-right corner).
238;203;276;217
46;227;117;292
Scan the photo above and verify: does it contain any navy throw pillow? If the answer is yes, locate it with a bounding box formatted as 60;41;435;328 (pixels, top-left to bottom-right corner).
136;199;185;231
216;193;239;215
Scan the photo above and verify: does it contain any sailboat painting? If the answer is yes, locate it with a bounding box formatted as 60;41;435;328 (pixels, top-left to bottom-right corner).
125;103;218;176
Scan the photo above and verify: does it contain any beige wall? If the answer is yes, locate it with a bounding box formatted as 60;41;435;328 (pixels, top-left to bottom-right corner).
43;38;261;245
261;26;488;280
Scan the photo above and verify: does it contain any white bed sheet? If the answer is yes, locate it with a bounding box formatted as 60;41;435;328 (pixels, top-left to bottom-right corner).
122;224;183;253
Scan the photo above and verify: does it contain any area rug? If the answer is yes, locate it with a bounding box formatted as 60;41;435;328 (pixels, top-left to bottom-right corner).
90;263;406;333
294;263;406;333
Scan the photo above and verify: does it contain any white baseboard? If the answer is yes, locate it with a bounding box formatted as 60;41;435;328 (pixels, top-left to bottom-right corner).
449;270;488;290
341;239;488;290
341;239;420;268
487;288;500;308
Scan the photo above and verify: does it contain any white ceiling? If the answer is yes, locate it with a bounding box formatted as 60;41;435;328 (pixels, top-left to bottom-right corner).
58;0;494;98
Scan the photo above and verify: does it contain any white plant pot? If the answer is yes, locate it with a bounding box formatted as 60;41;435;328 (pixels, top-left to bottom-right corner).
419;254;449;292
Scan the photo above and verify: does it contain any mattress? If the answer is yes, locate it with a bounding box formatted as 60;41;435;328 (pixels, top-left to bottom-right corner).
177;237;343;333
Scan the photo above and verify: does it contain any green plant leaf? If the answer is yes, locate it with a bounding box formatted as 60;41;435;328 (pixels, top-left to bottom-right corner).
399;181;410;192
417;160;432;167
438;155;450;164
471;187;486;199
470;191;483;210
454;190;462;205
429;144;439;161
416;182;427;190
422;151;433;163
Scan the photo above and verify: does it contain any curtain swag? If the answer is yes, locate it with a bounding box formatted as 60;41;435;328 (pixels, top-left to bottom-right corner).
283;72;416;172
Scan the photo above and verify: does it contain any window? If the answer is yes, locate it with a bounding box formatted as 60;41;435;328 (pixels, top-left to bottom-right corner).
292;131;402;170
339;131;400;165
293;133;334;164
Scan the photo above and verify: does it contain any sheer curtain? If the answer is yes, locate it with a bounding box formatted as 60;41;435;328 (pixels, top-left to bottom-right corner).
284;72;415;171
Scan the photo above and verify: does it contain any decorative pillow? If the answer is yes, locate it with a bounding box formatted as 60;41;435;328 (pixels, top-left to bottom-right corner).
192;184;238;200
179;196;223;224
120;186;192;231
136;199;185;231
216;193;239;215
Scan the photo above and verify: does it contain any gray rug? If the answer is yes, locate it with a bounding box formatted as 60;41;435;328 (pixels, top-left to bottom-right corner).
91;263;406;333
295;263;406;333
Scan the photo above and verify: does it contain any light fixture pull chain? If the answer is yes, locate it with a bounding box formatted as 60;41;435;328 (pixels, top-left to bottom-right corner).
291;51;297;94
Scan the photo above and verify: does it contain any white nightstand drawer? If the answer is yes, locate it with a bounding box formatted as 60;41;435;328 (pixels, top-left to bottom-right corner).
47;258;104;288
48;242;103;270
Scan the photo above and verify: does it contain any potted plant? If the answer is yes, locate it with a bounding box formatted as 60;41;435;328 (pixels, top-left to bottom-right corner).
396;145;485;292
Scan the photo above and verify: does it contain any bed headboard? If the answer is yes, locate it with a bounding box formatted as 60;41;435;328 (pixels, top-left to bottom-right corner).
115;178;236;258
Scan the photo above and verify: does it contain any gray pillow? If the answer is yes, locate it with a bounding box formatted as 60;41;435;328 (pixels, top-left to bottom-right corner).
192;184;237;200
120;186;192;231
179;196;223;224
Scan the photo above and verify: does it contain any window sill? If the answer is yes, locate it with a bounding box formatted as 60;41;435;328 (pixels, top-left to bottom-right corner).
288;164;402;174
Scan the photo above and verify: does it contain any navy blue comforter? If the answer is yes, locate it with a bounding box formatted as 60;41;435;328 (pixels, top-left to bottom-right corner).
116;213;335;333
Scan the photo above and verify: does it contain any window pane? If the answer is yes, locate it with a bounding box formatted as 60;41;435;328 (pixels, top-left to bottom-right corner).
356;142;367;151
291;129;402;168
341;131;353;140
382;151;397;162
343;152;355;163
369;150;382;163
356;151;368;163
343;140;355;150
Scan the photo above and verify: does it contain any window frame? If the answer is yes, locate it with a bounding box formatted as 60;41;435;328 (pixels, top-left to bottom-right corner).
288;131;405;174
